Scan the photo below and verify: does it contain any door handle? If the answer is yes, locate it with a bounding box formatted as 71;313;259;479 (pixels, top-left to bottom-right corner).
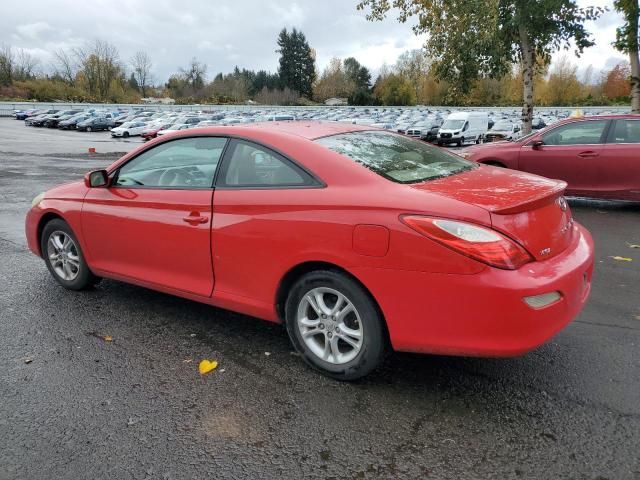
577;151;599;158
182;213;208;225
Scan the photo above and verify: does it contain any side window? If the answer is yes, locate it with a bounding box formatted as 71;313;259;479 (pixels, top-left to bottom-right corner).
114;137;227;188
542;120;608;146
609;120;640;144
219;140;316;188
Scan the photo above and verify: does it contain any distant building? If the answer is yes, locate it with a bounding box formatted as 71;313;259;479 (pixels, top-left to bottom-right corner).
325;97;348;106
141;97;175;105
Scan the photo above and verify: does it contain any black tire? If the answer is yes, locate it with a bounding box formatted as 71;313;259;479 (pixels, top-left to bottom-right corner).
41;219;100;290
458;137;464;147
123;131;130;138
285;270;386;381
86;126;92;132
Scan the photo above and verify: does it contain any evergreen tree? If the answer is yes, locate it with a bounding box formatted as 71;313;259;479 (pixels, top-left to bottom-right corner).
128;72;139;92
343;57;373;105
276;28;316;98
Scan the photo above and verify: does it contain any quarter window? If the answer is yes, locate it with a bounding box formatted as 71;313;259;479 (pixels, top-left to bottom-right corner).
609;120;640;144
541;120;608;146
219;140;315;187
114;137;227;188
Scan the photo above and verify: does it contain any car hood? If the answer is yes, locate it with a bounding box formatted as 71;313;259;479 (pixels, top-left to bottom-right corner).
42;180;87;201
410;165;565;214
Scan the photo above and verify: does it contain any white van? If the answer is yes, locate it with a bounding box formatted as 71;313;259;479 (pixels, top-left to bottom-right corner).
437;112;488;146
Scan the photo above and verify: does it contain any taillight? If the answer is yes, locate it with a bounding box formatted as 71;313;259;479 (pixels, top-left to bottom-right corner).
401;216;534;270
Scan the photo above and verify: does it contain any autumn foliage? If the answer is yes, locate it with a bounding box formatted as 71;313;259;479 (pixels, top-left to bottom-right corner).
602;63;632;100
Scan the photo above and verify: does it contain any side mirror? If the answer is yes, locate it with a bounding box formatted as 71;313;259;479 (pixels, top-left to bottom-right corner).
84;169;109;188
531;140;544;149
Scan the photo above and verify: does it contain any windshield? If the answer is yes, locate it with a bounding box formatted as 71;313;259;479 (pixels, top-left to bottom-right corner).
316;131;474;184
441;119;465;130
492;120;512;130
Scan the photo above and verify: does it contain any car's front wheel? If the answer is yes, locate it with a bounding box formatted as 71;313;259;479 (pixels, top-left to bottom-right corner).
41;219;100;290
285;270;386;380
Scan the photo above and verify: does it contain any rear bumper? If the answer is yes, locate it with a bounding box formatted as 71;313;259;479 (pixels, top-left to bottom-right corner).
351;223;594;357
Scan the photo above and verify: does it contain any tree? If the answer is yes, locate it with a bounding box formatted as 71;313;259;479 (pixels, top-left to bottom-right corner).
180;57;207;91
602;62;632;100
395;49;430;100
252;70;280;93
254;86;299;105
613;0;639;112
131;51;153;97
12;49;39;81
343;57;371;90
276;28;316;98
0;44;13;86
374;73;416;105
343;57;373;104
53;49;76;84
209;68;250;103
358;0;603;134
538;55;582;105
128;72;140;92
74;40;123;101
314;58;354;102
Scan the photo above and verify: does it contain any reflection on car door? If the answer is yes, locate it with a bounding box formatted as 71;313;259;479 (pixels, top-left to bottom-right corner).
598;118;640;201
518;119;609;196
81;136;227;296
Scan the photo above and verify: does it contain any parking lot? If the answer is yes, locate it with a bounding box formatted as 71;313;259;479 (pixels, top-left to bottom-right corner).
1;117;639;479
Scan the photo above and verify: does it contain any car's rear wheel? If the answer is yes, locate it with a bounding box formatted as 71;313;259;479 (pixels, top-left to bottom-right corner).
41;219;100;290
285;270;386;380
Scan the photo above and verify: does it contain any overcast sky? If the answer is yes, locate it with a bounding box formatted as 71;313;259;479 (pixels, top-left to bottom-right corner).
1;0;627;84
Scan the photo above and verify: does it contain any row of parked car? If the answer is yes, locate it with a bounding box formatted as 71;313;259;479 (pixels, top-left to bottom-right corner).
13;105;625;147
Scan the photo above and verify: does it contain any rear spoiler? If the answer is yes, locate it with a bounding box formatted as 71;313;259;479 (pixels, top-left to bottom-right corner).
490;181;567;215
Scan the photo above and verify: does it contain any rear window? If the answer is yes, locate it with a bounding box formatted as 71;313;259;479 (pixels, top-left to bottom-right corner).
316;131;475;184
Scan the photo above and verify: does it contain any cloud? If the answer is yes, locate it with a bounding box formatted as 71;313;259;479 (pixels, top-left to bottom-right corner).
15;22;53;40
0;0;625;84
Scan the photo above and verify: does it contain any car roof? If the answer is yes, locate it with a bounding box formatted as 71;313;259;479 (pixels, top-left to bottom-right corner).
556;114;640;123
183;121;376;141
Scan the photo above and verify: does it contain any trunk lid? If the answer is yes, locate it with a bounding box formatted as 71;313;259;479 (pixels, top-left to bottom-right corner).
411;165;575;261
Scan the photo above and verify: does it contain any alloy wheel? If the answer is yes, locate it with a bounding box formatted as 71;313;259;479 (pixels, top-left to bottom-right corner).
46;231;80;281
296;287;363;365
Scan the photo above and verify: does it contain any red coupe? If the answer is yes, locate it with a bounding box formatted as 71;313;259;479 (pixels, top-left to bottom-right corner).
26;122;594;380
460;114;640;202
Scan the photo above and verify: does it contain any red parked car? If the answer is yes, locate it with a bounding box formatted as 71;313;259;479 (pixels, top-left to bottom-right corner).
141;123;174;141
460;114;640;202
26;122;594;380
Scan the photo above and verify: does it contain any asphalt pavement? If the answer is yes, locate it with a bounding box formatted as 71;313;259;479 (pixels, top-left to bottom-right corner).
0;118;639;480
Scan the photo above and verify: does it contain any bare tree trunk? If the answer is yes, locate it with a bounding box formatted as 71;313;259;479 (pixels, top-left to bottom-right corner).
629;4;640;113
519;25;534;135
631;49;640;113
